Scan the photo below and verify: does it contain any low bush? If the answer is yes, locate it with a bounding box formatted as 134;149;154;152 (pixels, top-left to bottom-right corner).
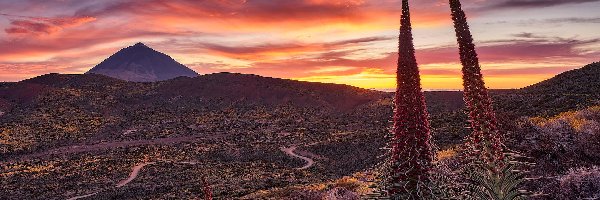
559;166;600;200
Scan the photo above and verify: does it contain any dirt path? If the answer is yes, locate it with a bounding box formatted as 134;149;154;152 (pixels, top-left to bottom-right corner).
116;162;156;187
67;162;155;200
66;192;98;200
4;133;226;163
1;133;220;199
280;146;315;170
67;160;197;199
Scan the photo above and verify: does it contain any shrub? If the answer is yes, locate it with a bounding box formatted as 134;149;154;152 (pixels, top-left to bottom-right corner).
467;163;527;200
559;166;600;199
323;187;360;200
507;106;600;198
510;107;600;173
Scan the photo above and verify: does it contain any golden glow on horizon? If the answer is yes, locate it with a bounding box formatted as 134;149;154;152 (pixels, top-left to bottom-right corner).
294;68;395;89
293;65;568;90
294;73;558;90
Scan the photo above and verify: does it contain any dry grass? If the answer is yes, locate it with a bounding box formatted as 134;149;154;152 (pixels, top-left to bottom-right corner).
240;172;374;199
531;105;600;132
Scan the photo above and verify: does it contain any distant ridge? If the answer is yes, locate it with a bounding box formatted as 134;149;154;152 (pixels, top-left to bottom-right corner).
155;72;384;111
522;62;600;94
5;72;384;112
495;62;600;116
86;43;198;82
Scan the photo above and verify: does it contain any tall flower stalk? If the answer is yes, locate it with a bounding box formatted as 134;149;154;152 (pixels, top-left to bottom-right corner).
448;1;527;199
449;0;504;169
203;176;213;200
387;0;434;198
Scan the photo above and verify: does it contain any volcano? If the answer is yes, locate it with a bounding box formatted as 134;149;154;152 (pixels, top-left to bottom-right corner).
86;42;198;82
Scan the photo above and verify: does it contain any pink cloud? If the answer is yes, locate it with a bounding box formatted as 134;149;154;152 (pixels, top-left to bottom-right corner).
4;16;96;35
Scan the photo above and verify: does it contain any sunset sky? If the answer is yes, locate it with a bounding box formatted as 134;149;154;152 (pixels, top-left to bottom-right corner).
0;0;599;90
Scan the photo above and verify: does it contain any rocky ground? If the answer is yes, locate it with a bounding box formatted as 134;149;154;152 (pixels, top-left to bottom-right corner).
1;63;598;199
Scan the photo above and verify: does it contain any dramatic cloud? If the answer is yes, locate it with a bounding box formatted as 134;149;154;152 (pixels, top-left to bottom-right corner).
0;61;90;82
2;14;96;35
70;0;450;31
5;20;58;34
416;36;600;65
0;0;599;90
487;0;600;9
545;17;600;24
195;36;393;58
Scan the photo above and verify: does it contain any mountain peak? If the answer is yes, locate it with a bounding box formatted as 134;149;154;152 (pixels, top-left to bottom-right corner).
132;42;150;48
86;43;198;82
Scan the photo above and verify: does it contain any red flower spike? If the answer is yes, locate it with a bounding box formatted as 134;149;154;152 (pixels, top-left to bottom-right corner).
449;0;504;170
388;0;434;197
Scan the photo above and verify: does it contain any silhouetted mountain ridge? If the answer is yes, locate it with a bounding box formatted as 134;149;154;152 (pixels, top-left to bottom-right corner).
522;62;600;94
494;62;600;116
2;72;385;113
86;43;198;82
159;72;385;111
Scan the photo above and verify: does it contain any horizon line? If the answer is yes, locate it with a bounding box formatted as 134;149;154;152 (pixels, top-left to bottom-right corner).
1;71;531;91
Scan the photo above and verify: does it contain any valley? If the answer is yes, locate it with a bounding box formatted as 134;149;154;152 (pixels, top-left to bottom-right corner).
0;62;599;199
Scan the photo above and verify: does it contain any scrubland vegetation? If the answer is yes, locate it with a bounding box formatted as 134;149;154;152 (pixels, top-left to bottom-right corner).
0;0;598;196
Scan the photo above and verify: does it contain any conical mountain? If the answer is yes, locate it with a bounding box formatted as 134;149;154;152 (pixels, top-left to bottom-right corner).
86;42;198;82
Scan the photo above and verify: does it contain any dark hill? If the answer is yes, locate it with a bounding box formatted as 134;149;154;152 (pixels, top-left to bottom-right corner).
156;72;385;111
0;82;50;104
7;72;384;112
522;62;600;94
0;72;388;157
7;61;599;116
494;62;600;117
86;43;198;82
23;73;127;89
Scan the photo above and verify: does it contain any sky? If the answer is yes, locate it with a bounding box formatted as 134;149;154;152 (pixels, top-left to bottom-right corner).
0;0;599;90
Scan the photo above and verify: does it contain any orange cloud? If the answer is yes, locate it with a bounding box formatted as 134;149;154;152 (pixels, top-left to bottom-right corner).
4;16;96;36
73;0;449;33
193;36;393;60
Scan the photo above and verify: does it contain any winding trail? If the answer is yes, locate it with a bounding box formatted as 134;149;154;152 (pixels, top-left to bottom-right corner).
4;133;226;163
1;133;221;199
116;162;156;187
280;146;315;170
66;192;98;200
66;160;197;200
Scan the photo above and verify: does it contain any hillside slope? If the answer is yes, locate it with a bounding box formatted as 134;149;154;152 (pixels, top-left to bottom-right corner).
494;62;600;117
1;62;599;199
156;72;384;111
522;62;600;94
0;73;385;156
